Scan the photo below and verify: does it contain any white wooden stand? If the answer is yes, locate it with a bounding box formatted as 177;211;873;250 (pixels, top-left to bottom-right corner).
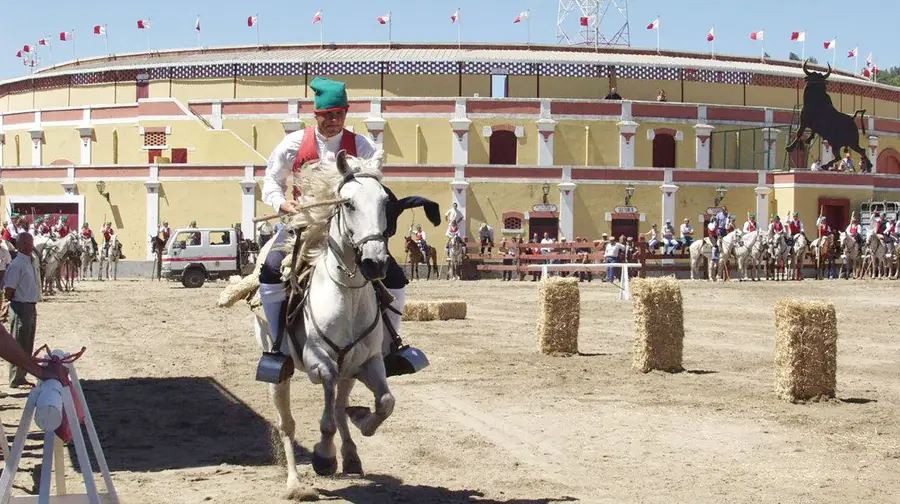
530;262;643;301
0;351;118;504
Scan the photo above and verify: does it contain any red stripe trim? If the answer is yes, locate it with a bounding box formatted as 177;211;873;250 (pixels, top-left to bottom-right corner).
162;256;235;263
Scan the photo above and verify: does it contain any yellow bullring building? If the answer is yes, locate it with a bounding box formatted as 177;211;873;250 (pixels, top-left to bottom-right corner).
2;42;900;262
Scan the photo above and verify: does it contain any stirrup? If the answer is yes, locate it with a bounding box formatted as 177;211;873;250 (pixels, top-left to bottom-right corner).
384;345;430;377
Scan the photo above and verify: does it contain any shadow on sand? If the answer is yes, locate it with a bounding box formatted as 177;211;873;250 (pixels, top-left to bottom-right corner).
320;473;579;504
69;376;309;472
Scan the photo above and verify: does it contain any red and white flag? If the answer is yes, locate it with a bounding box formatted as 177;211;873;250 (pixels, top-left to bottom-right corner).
790;31;805;42
750;30;764;41
94;25;106;35
647;18;659;30
847;46;857;58
59;31;73;42
15;50;22;58
195;16;201;32
248;16;258;27
376;14;390;24
312;11;322;24
513;11;528;23
823;39;836;49
38;38;50;46
580;15;596;26
137;20;150;29
865;52;873;67
451;10;459;23
22;45;31;53
707;27;715;42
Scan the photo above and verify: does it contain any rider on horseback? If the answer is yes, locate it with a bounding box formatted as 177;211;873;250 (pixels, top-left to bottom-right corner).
53;216;71;238
81;223;98;257
743;212;758;233
846;213;863;247
259;76;428;378
410;224;429;257
769;214;786;240
787;211;805;247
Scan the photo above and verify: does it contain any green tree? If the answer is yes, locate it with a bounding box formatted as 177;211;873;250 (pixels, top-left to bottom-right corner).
877;65;900;88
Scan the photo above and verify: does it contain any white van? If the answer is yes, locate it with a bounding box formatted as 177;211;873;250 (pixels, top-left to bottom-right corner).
161;227;254;287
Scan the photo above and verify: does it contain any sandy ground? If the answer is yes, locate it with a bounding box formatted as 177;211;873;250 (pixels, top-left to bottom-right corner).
1;276;899;504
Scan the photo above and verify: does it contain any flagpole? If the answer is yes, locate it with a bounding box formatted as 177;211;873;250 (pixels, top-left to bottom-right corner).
801;30;805;60
656;14;660;54
711;25;715;60
388;11;392;45
197;15;202;49
854;50;858;74
48;40;53;66
527;10;531;45
320;10;324;46
256;13;260;46
148;17;152;53
761;29;765;62
457;7;461;49
72;29;76;62
832;37;837;68
104;24;109;56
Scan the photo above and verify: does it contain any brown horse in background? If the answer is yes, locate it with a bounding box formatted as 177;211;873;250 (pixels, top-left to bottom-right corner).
405;236;438;280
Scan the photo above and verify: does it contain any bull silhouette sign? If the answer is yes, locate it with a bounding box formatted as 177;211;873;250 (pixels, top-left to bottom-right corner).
785;59;873;171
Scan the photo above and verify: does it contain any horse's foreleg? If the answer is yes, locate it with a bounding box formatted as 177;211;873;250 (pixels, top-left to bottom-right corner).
347;355;395;438
335;378;362;474
312;368;338;476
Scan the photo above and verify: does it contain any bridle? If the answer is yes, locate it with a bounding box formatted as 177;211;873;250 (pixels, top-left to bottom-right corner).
324;172;388;287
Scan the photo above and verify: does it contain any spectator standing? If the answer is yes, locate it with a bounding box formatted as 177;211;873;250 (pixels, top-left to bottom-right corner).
604;236;624;282
4;233;40;388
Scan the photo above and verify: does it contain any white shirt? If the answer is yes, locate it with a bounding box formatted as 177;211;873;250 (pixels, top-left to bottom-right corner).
0;246;11;271
540;238;554;254
3;253;40;303
261;128;378;212
743;221;759;233
605;242;623;258
680;224;693;237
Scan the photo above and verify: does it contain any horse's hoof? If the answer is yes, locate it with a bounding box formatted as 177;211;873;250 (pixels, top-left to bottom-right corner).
342;456;364;475
312;452;338;476
284;484;319;501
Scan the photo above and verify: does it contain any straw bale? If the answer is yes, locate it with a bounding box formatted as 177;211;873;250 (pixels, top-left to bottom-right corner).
631;277;684;373
536;277;580;355
773;299;838;402
402;301;435;322
217;272;260;308
427;300;468;320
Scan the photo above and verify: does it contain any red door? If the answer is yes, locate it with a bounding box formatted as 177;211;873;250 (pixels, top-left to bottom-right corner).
611;218;639;241
489;131;517;165
652;134;676;168
819;198;849;233
136;82;149;100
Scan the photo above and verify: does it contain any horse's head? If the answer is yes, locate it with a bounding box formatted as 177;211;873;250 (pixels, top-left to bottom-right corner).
334;149;389;280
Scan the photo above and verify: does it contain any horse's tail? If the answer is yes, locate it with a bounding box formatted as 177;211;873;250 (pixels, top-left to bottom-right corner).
217;273;259;308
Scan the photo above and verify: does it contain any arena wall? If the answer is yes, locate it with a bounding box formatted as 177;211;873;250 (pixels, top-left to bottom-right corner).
170;79;234;103
539;77;608;100
236;76;306;99
383;75;458;98
159;180;242;230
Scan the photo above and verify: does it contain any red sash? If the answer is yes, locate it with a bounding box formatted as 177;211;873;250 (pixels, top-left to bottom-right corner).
848;224;859;235
58;225;70;237
789;221;801;235
746;222;757;232
103;229;113;241
291;127;357;200
81;229;92;239
772;222;784;233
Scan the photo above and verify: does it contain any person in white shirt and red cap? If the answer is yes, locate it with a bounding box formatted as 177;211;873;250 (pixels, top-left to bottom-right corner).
259;76;431;378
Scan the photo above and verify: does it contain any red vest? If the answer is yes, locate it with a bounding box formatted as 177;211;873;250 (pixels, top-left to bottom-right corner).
746;221;757;232
1;228;10;241
81;229;92;239
39;224;50;235
103;229;114;241
57;225;70;237
874;219;885;234
848;224;859;235
415;231;424;241
291;127;358;200
789;220;802;235
772;221;784;233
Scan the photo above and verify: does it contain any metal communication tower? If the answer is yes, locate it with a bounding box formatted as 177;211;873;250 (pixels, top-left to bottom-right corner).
556;0;630;47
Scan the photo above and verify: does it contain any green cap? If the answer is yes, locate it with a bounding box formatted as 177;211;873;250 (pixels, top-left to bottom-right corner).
11;212;19;218
773;214;780;219
310;77;348;112
749;213;756;218
793;211;799;216
35;217;42;223
61;216;68;221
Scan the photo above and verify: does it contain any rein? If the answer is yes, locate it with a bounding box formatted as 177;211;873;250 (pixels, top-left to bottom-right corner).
284;170;388;373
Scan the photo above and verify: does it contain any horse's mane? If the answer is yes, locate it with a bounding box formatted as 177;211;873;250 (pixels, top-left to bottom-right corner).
281;151;384;269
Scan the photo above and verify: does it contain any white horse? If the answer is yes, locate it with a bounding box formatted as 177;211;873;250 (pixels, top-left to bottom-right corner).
99;235;122;281
41;234;78;294
80;234;97;280
864;233;888;278
689;230;741;281
767;233;791;281
731;229;761;281
256;150;394;497
445;234;465;280
839;232;863;279
786;233;809;280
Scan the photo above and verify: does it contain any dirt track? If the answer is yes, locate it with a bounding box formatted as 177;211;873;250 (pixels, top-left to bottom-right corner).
2;277;899;504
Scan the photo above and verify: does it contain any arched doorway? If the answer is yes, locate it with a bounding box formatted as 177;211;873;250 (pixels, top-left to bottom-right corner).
877;148;900;175
489;131;517;165
652;134;676;168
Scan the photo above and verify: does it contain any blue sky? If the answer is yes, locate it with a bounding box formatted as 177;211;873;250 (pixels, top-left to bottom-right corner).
0;0;895;80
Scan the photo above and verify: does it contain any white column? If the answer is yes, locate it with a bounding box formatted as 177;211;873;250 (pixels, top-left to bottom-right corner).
62;166;76;195
868;136;879;173
450;180;469;239
28;129;43;166
617;121;639;168
77;126;93;165
755;171;771;227
558;182;576;241
364;117;386;148
282;100;303;134
660;183;679;226
536;118;557;167
450;121;472;165
820;140;834;166
240;166;257;240
211;101;223;130
761;127;779;171
693;124;714;169
145;165;161;260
